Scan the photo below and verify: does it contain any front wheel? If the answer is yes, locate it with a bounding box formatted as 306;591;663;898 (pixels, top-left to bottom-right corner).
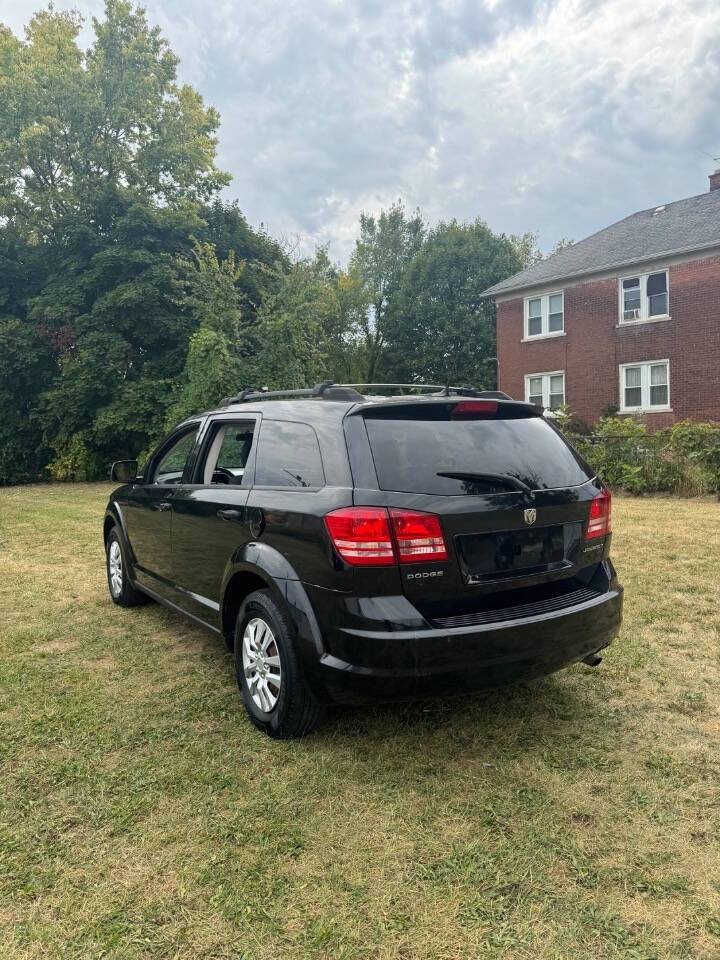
106;527;149;607
235;590;323;739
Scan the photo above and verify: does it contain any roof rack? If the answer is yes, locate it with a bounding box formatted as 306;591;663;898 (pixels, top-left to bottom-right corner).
219;382;365;405
219;382;512;406
339;383;493;398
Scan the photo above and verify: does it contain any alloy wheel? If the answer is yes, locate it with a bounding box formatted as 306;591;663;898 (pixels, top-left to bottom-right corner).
242;617;282;712
108;540;123;598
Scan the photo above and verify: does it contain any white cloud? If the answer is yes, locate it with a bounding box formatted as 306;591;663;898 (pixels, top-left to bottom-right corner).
4;0;720;259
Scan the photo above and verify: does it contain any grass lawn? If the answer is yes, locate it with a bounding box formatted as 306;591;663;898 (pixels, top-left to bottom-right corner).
1;484;719;960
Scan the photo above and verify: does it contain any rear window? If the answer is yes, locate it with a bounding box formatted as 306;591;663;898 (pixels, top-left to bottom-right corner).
364;415;592;495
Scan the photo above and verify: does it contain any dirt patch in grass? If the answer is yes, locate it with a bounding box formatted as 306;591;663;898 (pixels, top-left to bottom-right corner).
1;484;719;960
84;656;119;672
35;638;78;654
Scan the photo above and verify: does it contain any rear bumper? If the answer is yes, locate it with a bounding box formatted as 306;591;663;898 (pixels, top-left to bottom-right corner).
301;574;623;705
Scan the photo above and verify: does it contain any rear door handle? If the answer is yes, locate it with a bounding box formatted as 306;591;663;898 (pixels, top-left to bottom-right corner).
217;509;242;522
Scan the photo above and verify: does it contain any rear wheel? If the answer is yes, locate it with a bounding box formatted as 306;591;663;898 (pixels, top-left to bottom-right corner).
235;590;323;739
106;527;149;607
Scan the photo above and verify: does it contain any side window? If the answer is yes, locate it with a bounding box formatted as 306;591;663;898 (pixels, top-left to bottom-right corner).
254;420;325;488
620;270;669;323
525;371;565;411
151;428;199;485
201;421;256;485
619;360;670;412
524;291;564;337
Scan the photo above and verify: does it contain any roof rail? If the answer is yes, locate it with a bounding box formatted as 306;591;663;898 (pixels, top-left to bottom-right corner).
220;382;364;405
219;382;510;406
339;383;485;397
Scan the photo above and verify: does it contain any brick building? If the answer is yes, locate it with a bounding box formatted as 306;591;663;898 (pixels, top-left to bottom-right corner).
482;173;720;426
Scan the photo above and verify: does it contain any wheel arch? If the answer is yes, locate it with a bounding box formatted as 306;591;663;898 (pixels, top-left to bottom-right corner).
104;504;129;546
220;552;325;662
221;565;285;651
103;512;117;544
103;501;135;578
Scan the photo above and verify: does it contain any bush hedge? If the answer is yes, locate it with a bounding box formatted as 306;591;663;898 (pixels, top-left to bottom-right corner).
555;413;720;497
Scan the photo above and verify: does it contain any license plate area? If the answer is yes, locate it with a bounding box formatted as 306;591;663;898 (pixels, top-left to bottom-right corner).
458;524;576;584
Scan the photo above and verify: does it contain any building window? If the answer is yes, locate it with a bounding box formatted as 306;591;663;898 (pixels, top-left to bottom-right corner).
619;270;669;323
619;361;670;412
525;371;565;411
524;291;564;337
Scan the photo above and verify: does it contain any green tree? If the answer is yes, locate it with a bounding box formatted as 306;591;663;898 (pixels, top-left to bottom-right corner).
549;237;575;256
34;202;202;479
0;3;287;482
383;219;522;387
509;232;575;266
0;226;54;483
294;249;368;384
0;1;229;240
165;242;248;426
197;199;286;320
0;317;54;483
348;201;425;381
252;253;341;390
509;231;542;268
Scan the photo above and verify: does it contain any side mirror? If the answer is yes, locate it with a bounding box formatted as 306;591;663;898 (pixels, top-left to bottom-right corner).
111;460;138;483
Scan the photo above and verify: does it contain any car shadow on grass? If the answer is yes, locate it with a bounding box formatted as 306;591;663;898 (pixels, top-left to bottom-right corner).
140;599;618;774
311;667;619;773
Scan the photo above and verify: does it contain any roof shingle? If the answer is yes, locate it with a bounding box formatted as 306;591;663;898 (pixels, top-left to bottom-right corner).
483;188;720;297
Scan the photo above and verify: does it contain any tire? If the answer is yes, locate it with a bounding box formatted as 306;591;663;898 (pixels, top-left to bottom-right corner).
235;589;323;739
106;526;150;608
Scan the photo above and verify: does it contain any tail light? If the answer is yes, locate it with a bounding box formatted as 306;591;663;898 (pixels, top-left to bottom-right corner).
324;507;395;565
325;508;448;566
389;509;448;563
452;400;498;418
585;487;612;540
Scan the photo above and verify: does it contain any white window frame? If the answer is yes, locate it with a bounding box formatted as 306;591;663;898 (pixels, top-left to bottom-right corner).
618;269;670;325
619;360;671;413
523;290;564;339
524;370;566;413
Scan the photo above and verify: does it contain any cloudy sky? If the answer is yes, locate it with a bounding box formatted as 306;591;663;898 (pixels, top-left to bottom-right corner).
4;0;720;260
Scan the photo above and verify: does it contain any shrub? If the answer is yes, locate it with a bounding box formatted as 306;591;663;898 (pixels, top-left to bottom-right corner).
552;405;591;436
561;415;720;497
667;421;720;493
47;432;106;482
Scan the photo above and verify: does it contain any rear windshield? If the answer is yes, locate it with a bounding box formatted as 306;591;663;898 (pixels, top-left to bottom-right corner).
364;415;592;495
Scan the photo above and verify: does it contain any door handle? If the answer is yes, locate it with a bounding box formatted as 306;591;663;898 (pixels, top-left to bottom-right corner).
217;509;242;522
155;501;172;512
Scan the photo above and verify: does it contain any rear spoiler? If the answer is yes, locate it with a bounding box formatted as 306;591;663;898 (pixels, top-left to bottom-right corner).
347;396;542;419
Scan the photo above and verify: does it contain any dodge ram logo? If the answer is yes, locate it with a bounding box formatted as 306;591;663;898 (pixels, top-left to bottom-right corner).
524;508;537;525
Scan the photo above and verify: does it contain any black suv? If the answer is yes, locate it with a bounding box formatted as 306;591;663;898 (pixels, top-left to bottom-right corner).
104;383;622;738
